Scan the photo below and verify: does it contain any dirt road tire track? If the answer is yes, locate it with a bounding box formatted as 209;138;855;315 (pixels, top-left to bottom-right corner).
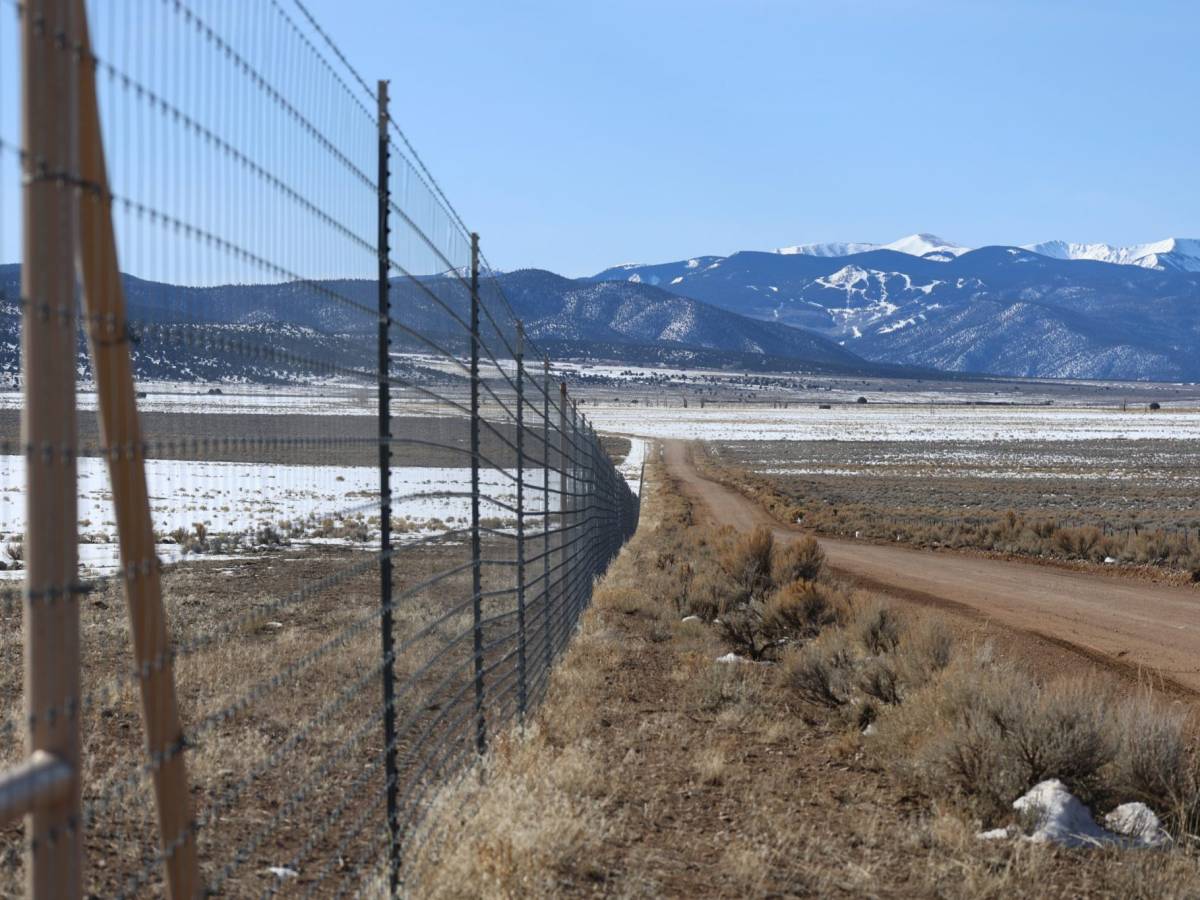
663;439;1200;696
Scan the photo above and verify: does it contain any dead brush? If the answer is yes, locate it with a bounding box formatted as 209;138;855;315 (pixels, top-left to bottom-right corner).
761;580;839;641
900;618;955;682
779;635;854;708
719;525;775;604
718;602;778;661
855;602;904;656
683;567;736;621
1109;693;1200;834
880;665;1122;823
771;535;825;585
858;657;902;706
1050;525;1106;560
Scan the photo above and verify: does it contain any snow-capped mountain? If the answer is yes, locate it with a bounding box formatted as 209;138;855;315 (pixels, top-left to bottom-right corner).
766;233;1200;273
593;243;1200;381
0;264;884;382
1021;238;1200;273
775;234;969;260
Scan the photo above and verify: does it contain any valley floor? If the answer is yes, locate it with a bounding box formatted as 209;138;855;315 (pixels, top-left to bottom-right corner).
666;440;1200;695
402;449;1200;898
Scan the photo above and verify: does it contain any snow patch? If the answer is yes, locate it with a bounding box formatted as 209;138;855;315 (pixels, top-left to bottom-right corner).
1104;803;1169;847
1023;237;1200;272
1013;780;1167;849
878;317;917;335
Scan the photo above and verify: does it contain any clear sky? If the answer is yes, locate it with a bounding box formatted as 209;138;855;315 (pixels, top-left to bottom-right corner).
2;1;1197;278
298;0;1199;276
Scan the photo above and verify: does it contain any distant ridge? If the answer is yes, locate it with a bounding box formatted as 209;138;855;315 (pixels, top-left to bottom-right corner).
760;233;1200;273
593;240;1200;381
0;263;904;382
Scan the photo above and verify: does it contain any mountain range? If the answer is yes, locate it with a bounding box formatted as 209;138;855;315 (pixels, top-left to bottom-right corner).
4;230;1198;384
594;235;1200;381
760;233;1200;273
0;263;893;383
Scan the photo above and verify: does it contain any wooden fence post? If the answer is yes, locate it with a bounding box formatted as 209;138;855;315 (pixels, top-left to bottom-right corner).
73;2;199;897
21;0;82;895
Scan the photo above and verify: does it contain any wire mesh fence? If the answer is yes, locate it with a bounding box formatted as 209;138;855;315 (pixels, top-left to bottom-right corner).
0;1;639;896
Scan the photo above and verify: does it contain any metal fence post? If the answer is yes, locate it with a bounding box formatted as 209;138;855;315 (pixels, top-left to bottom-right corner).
469;233;486;755
375;80;401;894
557;382;569;656
569;401;580;620
514;323;527;725
542;358;551;676
21;1;82;895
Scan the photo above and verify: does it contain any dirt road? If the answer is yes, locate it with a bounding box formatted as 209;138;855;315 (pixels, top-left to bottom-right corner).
663;440;1200;693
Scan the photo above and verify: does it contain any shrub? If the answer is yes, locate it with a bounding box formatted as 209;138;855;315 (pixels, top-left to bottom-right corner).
719;526;774;604
856;603;903;656
779;637;854;708
683;569;737;621
761;580;837;641
771;535;825;585
1051;525;1105;560
900;669;1116;821
256;524;284;547
1110;698;1192;814
901;619;955;682
858;658;901;705
718;602;775;661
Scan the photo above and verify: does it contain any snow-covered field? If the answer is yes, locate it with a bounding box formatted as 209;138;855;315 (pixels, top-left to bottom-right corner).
584;403;1200;443
618;437;648;494
0;383;378;416
0;383;472;417
0;432;646;577
0;456;557;577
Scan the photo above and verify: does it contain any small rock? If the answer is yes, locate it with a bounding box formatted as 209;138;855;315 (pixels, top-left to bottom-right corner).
263;621;284;631
680;615;701;624
264;866;298;879
715;652;746;664
861;723;877;736
1104;556;1118;565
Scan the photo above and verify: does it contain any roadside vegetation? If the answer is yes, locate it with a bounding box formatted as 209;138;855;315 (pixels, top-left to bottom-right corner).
403;453;1200;897
699;444;1200;581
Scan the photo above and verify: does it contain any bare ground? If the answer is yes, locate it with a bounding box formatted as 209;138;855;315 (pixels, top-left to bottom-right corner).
401;448;1200;898
665;440;1200;696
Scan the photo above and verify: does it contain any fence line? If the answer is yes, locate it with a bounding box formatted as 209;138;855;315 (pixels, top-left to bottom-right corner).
0;1;639;897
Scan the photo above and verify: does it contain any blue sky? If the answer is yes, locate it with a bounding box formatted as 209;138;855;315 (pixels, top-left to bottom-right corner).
2;1;1198;278
300;0;1199;276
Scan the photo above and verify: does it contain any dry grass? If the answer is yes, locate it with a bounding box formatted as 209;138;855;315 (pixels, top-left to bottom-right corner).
402;452;1200;897
0;535;528;897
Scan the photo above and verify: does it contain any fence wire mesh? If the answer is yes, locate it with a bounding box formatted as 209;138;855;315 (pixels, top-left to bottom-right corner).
0;1;639;896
